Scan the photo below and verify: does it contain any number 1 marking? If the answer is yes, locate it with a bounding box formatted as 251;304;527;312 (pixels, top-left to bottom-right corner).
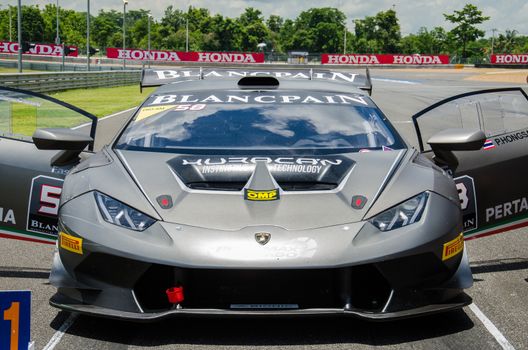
4;301;20;350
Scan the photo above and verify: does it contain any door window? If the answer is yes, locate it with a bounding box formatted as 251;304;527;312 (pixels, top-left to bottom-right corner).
0;87;97;146
412;88;528;152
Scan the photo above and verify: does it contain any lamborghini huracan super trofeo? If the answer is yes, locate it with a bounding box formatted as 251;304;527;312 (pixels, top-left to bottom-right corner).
0;68;527;320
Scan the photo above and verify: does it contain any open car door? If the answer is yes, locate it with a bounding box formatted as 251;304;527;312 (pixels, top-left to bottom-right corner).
0;87;97;244
413;87;528;239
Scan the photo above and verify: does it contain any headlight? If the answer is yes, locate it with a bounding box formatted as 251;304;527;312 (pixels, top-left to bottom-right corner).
94;192;155;231
370;192;429;232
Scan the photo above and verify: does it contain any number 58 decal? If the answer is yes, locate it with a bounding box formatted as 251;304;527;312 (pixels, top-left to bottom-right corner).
26;176;64;238
454;175;478;232
0;291;31;350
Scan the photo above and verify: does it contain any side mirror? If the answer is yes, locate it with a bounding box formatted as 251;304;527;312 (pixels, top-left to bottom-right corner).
32;128;93;166
427;129;486;170
33;128;93;151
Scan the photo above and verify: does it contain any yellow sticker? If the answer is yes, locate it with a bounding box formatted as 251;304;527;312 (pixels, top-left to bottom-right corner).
59;232;83;255
135;105;177;122
244;189;280;201
442;233;464;261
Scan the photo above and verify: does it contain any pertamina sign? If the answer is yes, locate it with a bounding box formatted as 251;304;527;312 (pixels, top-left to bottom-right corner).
0;41;79;57
106;48;264;63
491;54;528;64
322;54;450;65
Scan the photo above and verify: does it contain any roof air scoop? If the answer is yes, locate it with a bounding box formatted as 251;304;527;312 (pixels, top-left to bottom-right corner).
238;76;279;90
245;161;280;190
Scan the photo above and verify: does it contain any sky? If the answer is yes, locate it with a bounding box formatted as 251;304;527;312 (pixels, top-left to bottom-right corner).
7;0;528;37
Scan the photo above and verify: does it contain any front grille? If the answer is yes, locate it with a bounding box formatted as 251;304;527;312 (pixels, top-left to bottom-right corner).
184;269;341;309
133;265;392;312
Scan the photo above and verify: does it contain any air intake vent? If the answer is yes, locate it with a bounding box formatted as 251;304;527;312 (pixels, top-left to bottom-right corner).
238;76;279;89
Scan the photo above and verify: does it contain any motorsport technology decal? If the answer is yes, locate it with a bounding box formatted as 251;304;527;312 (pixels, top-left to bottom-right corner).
169;156;354;187
26;175;64;237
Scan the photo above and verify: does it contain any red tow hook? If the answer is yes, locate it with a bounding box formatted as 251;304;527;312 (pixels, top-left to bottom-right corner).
166;286;184;305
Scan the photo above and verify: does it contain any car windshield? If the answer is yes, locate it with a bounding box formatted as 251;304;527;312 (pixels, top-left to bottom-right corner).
115;90;405;153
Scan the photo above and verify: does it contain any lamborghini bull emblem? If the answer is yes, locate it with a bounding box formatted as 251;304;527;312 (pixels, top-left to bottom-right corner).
255;232;271;245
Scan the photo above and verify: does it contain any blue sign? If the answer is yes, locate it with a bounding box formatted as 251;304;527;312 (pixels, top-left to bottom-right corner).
0;291;31;350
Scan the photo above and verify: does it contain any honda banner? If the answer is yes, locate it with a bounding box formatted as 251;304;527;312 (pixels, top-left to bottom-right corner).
322;54;450;65
106;48;265;63
491;54;528;64
0;41;78;57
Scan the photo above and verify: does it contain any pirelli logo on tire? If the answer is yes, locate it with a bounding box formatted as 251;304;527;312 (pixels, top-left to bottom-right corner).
244;189;280;201
59;232;83;255
442;233;464;261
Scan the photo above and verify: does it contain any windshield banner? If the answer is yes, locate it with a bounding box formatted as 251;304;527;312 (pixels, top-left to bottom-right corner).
0;41;79;57
322;54;450;65
106;48;264;63
491;54;528;64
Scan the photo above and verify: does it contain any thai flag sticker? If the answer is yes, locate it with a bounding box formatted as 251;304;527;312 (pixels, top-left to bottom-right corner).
483;139;495;150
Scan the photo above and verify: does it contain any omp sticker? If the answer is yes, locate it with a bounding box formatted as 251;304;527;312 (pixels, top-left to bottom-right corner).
442;233;464;261
135;105;177;122
245;189;279;201
59;232;83;254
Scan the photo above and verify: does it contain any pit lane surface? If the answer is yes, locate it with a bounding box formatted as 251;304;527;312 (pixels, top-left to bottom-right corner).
1;68;527;350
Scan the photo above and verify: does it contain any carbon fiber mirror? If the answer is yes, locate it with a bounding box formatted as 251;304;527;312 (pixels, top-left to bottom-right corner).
33;128;93;151
33;128;94;166
428;128;486;151
428;128;486;170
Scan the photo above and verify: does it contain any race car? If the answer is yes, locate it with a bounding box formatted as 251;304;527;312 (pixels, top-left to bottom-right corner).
0;68;527;320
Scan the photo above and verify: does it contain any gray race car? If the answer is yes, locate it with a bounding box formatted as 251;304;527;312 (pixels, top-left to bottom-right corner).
0;68;527;321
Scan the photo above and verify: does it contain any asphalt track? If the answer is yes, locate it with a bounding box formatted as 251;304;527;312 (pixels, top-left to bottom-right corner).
0;68;527;350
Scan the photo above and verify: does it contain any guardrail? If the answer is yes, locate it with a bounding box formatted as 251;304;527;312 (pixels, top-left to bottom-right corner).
0;70;141;93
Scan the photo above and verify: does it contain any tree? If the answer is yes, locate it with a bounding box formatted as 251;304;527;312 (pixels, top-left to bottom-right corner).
354;9;400;53
266;15;283;33
444;4;489;59
286;8;345;53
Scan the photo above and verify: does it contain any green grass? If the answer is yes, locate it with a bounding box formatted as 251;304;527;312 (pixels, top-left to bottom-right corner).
47;85;155;117
0;67;41;73
3;85;154;136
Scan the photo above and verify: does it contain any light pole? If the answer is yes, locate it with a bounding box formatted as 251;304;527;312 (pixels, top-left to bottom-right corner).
17;0;22;73
185;8;189;52
55;0;60;45
343;20;347;54
147;13;152;68
86;0;90;71
491;28;497;56
9;6;12;42
123;0;128;70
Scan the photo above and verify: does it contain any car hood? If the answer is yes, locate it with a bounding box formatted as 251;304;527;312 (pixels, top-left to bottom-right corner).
115;149;407;230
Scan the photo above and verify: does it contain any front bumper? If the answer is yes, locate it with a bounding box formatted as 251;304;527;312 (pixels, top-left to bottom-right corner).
50;191;472;320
